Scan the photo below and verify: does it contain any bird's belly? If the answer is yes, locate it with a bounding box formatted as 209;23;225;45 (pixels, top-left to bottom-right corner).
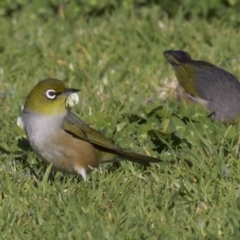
28;130;99;175
28;132;72;171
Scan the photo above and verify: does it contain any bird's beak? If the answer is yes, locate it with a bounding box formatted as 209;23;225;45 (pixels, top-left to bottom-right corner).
61;88;80;96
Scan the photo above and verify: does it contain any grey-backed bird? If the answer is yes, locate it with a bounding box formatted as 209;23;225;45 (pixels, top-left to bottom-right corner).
164;50;240;122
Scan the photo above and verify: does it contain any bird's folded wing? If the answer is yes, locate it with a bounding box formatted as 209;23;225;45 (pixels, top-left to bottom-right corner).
63;113;126;154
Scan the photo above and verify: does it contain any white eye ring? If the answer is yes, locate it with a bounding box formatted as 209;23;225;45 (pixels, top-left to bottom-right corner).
45;89;56;99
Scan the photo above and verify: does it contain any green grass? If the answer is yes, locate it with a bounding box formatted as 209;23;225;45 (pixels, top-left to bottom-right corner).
1;3;240;239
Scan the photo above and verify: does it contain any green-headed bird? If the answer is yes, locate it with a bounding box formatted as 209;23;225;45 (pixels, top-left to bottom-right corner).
21;78;161;180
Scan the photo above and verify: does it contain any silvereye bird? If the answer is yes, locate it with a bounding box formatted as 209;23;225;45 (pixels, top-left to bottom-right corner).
21;78;160;180
164;50;240;122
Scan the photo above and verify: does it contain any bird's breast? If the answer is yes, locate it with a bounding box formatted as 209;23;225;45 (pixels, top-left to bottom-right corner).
21;111;99;174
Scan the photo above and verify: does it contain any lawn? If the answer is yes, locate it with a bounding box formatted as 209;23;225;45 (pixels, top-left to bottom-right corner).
1;1;240;239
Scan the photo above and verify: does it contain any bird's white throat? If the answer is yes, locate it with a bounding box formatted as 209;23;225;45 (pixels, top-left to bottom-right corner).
21;110;66;153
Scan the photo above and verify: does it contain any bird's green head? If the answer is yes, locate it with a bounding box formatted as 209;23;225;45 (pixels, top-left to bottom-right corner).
24;78;80;115
163;50;192;66
164;50;198;95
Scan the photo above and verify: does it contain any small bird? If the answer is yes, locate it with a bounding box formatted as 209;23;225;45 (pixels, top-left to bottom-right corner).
21;78;160;180
164;50;240;122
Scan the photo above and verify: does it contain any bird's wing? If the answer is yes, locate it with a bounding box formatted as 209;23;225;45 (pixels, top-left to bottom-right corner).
63;112;125;154
63;113;161;164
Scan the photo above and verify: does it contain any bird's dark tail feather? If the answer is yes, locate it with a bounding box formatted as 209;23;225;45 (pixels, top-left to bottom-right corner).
100;149;161;167
121;149;161;166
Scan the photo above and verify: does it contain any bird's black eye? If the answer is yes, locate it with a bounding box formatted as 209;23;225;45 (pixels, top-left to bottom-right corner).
45;89;56;99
